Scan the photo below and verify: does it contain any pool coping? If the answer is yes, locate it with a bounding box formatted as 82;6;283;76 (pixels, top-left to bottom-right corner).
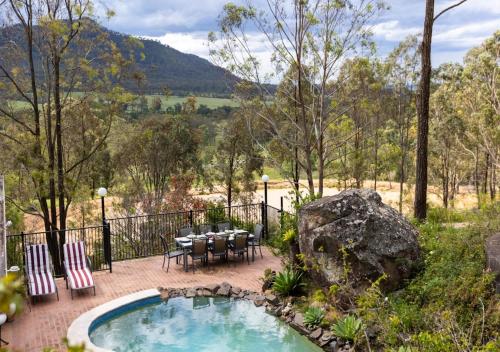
66;288;160;352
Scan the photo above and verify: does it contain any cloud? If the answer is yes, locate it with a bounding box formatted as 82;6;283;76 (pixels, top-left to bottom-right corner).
144;30;276;78
99;0;500;70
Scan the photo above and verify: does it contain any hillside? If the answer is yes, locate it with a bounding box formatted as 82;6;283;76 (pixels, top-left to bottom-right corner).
0;21;239;96
108;31;239;95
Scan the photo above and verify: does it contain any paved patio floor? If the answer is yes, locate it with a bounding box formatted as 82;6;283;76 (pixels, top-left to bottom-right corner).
3;248;282;351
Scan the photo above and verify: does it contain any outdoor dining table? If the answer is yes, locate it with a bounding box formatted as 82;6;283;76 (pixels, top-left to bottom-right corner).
175;230;253;272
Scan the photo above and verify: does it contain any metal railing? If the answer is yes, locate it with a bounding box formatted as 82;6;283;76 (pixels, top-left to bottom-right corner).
6;202;269;276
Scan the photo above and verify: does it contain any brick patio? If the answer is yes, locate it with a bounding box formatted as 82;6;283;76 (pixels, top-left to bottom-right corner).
3;248;282;351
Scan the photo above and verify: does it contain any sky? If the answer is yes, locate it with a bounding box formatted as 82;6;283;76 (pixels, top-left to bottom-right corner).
99;0;500;72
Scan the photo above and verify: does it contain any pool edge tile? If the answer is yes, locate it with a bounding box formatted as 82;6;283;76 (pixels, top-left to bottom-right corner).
67;288;160;352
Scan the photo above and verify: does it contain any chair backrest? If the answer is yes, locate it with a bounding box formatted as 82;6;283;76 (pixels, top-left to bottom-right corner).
213;236;227;253
198;223;212;235
254;223;264;241
178;226;193;237
217;222;231;232
159;234;171;254
192;238;207;256
63;241;88;270
233;234;248;251
25;244;51;274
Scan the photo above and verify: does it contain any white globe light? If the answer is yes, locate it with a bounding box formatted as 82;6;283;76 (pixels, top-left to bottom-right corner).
97;187;108;197
6;220;12;227
261;174;270;183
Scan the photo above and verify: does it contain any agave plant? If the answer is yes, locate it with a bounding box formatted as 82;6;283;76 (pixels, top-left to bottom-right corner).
303;306;325;328
331;315;364;342
272;268;305;296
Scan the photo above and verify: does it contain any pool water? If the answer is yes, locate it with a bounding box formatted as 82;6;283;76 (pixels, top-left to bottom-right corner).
89;296;323;352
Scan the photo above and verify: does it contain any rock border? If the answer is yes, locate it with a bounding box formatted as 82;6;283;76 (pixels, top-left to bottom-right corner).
158;282;351;352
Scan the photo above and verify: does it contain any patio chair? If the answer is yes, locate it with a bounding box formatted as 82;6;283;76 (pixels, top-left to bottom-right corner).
248;223;264;260
159;234;184;272
217;221;231;232
197;223;212;235
210;235;228;263
24;244;59;303
189;238;208;273
178;226;193;237
229;233;249;264
63;241;95;299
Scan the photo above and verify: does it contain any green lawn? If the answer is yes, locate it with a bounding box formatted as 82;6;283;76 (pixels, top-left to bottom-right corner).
147;95;239;109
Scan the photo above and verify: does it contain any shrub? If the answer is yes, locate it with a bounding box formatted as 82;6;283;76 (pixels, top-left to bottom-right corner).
332;315;363;342
272;268;305;296
303;306;325;328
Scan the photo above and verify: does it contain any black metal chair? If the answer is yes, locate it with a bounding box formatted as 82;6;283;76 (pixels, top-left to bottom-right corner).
189;238;208;273
217;221;231;232
178;226;193;237
229;233;249;264
159;235;184;272
197;223;212;235
249;223;264;261
210;235;228;264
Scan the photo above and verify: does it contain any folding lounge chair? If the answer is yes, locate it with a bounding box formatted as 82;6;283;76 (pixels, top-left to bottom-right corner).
24;244;59;303
63;241;96;298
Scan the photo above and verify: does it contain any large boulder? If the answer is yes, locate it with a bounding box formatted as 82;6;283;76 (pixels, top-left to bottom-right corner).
298;189;421;291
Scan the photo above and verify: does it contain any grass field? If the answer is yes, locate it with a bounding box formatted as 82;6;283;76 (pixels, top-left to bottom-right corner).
146;95;239;109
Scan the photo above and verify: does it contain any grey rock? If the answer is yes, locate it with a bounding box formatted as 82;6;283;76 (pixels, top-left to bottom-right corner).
310;328;323;340
185;288;197;298
485;233;500;293
291;313;309;334
254;295;266;306
265;293;279;305
321;331;333;342
159;289;169;301
231;286;242;295
216;286;231;296
327;340;338;351
204;283;220;293
298;189;421;291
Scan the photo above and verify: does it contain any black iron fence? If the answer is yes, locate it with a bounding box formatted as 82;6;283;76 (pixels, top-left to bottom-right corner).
6;202;281;276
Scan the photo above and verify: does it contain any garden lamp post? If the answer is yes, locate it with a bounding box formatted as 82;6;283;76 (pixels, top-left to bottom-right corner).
262;175;269;238
97;187;107;224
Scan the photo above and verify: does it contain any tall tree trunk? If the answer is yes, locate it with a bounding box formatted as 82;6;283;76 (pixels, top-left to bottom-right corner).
414;0;434;220
474;146;481;208
482;152;489;194
54;53;66;267
489;153;496;200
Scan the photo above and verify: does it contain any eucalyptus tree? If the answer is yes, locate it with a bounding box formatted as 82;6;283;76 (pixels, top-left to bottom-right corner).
385;35;419;212
112;115;202;215
459;31;499;203
414;0;468;220
210;0;386;197
211;112;263;210
0;0;136;270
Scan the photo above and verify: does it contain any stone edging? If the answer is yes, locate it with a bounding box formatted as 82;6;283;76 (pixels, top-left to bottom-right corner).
159;282;347;352
67;283;349;352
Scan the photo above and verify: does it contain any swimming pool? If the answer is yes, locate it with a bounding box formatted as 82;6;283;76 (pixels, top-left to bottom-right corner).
89;296;322;352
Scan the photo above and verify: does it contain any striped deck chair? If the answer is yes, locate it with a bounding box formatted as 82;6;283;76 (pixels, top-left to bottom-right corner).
24;244;58;302
63;241;96;299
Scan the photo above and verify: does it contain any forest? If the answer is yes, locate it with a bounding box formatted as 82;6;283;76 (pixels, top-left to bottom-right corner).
0;0;499;351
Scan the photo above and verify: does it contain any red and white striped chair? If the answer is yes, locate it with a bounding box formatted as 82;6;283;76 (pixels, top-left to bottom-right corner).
63;241;96;299
24;244;59;302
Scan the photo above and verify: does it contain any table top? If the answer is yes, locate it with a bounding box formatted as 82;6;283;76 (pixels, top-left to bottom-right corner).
175;230;253;248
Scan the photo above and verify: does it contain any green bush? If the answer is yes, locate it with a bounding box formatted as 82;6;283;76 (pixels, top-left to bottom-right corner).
331;315;363;342
366;203;500;350
272;268;305;296
303;306;325;328
427;206;466;224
